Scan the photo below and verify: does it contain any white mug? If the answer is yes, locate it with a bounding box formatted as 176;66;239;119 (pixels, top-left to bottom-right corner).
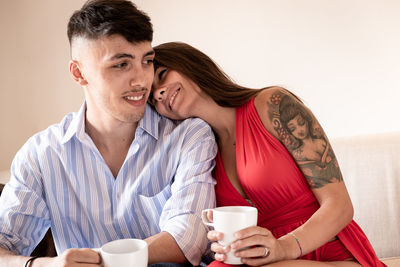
93;238;148;267
202;206;258;265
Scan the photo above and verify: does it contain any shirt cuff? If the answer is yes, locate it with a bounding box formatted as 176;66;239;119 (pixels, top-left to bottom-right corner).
161;213;209;266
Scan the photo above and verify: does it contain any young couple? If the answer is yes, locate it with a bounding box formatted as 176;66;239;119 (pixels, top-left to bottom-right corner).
0;0;384;266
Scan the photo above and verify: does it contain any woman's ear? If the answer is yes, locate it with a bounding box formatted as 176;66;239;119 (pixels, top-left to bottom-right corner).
69;60;88;86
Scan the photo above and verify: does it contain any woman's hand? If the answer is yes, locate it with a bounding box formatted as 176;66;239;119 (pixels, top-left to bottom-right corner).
206;209;294;265
205;209;228;262
207;230;231;262
230;226;289;266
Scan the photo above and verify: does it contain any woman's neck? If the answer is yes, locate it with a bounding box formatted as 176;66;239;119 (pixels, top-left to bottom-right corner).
196;101;236;144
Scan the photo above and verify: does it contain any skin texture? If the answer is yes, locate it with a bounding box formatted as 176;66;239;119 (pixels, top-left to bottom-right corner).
152;68;358;266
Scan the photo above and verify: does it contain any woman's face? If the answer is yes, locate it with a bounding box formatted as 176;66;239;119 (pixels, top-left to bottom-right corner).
287;114;309;140
152;66;201;120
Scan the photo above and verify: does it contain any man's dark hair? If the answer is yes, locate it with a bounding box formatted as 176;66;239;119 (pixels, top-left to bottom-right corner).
67;0;153;45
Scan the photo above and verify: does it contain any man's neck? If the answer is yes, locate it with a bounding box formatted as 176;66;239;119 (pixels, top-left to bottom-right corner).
85;114;139;178
86;115;137;146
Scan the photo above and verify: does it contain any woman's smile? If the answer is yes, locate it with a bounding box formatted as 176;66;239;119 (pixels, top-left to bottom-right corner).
168;87;181;110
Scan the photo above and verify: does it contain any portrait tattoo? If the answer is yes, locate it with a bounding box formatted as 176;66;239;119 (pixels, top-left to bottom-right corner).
267;90;343;188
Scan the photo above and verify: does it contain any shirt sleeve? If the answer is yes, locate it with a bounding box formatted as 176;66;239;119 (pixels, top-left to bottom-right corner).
159;119;217;265
0;139;50;256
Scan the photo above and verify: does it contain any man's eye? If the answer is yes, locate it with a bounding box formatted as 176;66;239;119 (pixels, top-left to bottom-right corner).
113;62;127;68
143;58;154;65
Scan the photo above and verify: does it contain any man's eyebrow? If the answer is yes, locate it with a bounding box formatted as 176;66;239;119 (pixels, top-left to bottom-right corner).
109;53;134;61
108;50;154;61
145;50;155;57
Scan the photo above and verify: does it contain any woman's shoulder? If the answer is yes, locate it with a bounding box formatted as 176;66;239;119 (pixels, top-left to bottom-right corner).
253;86;289;117
254;86;303;115
252;86;283;136
252;86;303;142
254;86;295;105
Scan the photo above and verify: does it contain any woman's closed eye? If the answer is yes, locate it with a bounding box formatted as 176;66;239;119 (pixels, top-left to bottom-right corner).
158;68;167;80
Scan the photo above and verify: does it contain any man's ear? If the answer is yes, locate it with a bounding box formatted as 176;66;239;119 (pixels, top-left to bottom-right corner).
69;60;88;86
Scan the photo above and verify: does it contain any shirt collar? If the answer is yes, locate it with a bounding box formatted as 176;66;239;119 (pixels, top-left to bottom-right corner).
137;103;160;140
61;102;87;144
61;102;160;145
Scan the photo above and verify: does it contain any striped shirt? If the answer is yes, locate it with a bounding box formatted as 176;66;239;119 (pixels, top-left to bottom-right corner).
0;103;217;265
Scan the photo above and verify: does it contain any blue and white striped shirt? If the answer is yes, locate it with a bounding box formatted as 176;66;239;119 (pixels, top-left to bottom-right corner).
0;103;217;265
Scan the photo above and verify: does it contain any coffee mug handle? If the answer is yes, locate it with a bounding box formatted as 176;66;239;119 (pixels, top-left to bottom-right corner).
201;209;214;226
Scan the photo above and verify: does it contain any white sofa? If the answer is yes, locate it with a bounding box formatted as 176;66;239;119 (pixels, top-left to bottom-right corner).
331;132;400;266
1;132;399;265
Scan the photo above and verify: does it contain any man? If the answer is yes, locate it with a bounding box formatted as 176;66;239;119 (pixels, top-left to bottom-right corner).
0;0;216;266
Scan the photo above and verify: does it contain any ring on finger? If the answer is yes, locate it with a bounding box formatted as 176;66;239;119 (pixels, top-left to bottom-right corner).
263;247;270;257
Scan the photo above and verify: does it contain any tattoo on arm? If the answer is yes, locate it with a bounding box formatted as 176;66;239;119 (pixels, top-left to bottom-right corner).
268;90;343;188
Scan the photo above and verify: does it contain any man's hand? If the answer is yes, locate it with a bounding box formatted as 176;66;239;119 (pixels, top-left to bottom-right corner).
33;248;101;267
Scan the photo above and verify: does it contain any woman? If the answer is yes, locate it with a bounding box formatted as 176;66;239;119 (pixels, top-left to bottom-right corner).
151;42;385;267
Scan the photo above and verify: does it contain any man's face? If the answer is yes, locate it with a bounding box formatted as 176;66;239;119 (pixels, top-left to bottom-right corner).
71;35;154;125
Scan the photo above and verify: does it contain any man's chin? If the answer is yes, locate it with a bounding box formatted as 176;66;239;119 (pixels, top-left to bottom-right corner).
124;112;145;123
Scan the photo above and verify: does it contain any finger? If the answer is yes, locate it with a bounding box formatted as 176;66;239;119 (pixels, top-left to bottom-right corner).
207;230;223;241
235;246;269;259
211;242;230;254
231;233;270;250
235;226;271;240
214;253;227;262
207;210;214;222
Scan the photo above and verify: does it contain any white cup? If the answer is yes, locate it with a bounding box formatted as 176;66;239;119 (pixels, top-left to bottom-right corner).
202;206;258;265
93;238;148;267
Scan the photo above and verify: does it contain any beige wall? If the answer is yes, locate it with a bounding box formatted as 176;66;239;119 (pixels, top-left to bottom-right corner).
0;1;86;170
1;0;400;171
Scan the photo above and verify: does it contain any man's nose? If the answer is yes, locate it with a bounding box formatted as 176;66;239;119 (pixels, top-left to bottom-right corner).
130;65;148;88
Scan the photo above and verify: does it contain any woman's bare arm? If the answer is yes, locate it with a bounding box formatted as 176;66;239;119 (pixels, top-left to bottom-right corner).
254;88;354;257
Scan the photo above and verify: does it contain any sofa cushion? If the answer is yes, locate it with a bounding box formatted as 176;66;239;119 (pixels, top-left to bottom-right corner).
331;132;400;259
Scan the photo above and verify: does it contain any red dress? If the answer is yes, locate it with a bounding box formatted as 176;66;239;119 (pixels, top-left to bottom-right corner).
209;98;385;267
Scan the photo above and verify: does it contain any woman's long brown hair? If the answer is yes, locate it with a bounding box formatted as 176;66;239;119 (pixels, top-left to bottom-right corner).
153;42;274;107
